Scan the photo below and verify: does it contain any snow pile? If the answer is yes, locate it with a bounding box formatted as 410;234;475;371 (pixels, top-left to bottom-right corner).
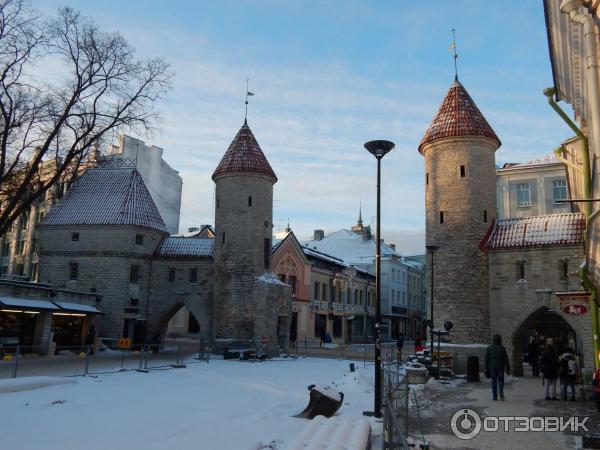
256;272;289;285
0;376;76;394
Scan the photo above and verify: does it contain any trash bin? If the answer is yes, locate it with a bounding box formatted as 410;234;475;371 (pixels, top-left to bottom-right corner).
467;355;480;382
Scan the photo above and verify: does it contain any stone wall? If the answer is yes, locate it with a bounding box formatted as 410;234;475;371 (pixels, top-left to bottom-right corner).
489;245;594;371
423;136;498;344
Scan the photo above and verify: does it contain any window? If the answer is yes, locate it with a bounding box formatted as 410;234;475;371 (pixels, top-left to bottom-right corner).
222;233;226;244
460;165;465;177
190;268;197;283
216;198;219;208
69;262;78;280
359;290;363;305
322;283;327;301
1;265;8;275
354;289;359;305
426;173;429;185
248;196;252;207
517;183;531;207
135;234;144;245
439;211;444;224
168;268;175;282
263;238;271;269
1;242;10;257
16;264;24;276
559;259;569;280
72;232;79;241
483;210;488;223
130;265;140;283
516;260;525;281
16;240;25;255
288;275;297;295
314;282;320;300
553;179;568;203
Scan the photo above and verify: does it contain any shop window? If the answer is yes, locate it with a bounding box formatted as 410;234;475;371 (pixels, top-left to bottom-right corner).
69;262;78;280
333;316;342;338
190;268;197;283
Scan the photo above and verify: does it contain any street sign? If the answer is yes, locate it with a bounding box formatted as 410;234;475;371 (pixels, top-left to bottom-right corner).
118;338;132;349
556;291;590;316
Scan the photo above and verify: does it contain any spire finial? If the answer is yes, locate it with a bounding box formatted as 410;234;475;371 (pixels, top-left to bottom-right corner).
245;78;254;122
451;28;459;81
358;200;363;226
285;218;291;233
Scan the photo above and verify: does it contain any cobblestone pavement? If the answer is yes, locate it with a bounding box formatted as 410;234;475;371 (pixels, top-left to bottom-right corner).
409;373;600;450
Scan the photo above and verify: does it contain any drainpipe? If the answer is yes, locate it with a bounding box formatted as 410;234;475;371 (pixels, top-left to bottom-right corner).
544;86;599;369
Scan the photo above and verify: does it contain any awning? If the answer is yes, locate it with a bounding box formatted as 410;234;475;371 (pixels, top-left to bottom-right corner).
53;302;102;314
0;297;59;311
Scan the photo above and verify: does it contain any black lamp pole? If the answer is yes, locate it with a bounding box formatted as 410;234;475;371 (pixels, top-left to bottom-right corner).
425;245;438;359
364;139;394;419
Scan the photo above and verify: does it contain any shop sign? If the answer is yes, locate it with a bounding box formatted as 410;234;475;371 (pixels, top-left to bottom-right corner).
118;338;132;349
556;291;590;316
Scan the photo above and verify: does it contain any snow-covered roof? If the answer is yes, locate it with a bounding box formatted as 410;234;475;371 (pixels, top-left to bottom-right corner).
41;168;168;234
154;237;213;258
499;154;562;170
303;229;400;266
301;245;347;267
484;213;585;250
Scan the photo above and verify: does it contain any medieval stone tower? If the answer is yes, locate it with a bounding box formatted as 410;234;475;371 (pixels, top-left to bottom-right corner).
419;79;501;344
212;120;289;348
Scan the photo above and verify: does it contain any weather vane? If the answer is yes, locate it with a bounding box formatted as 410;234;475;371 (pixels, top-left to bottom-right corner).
450;28;459;81
245;78;254;121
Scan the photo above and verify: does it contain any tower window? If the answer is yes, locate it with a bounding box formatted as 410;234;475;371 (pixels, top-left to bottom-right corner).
264;238;271;269
439;211;444;224
129;265;140;283
168;268;175;282
248;196;252;207
426;173;429;185
559;259;569;280
190;268;197;283
71;232;79;241
216;198;220;209
69;262;79;280
222;233;226;244
516;260;525;281
483;210;488;223
135;234;144;245
460;165;465;177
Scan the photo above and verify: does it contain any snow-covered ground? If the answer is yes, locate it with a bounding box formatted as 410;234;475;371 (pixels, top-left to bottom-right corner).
0;358;378;450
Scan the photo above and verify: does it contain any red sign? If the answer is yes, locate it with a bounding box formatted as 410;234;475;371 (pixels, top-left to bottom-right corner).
556;291;590;316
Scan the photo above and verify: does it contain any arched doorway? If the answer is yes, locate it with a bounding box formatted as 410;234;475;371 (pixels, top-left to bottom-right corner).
512;307;577;376
165;304;201;338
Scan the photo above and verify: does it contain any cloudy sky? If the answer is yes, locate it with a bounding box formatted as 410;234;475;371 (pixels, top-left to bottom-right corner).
37;1;573;254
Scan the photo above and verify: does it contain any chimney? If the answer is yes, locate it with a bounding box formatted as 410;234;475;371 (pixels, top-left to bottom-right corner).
313;229;324;241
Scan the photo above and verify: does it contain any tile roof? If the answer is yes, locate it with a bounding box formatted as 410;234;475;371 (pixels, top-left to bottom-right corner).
212;120;277;182
41;168;168;233
484;213;585;250
419;80;501;153
154;237;214;258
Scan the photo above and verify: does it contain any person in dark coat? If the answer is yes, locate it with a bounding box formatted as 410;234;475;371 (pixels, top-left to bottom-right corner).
528;340;540;377
396;334;405;362
541;344;559;400
559;348;577;401
152;332;161;354
485;334;510;401
84;326;96;355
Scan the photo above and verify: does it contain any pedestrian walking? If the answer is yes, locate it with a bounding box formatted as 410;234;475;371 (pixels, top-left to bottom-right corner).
559;348;577;401
540;344;559;400
528;340;540;377
485;334;510;401
396;334;405;362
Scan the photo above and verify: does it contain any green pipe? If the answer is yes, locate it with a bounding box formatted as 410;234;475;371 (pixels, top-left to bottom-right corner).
545;87;600;370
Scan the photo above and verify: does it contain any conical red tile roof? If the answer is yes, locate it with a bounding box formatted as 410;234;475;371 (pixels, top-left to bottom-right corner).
212;121;277;182
418;80;500;154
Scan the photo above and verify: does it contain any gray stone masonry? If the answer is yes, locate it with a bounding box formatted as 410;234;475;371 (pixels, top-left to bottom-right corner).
489;246;594;373
424;136;498;344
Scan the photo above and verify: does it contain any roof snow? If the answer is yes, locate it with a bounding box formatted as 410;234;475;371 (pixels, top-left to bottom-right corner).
41;168;168;234
484;213;585;249
154;237;213;258
303;229;400;266
256;273;288;285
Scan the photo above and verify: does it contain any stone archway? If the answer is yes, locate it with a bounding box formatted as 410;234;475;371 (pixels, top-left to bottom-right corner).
511;307;577;376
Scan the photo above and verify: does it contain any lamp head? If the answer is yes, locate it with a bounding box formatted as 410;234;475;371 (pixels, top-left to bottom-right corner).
560;0;582;14
425;245;439;252
364;140;395;159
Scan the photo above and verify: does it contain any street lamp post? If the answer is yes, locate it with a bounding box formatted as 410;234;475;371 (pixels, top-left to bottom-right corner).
364;139;394;419
425;245;439;359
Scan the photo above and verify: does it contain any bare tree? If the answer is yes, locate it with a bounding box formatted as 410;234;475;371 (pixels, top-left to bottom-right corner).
0;0;171;235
